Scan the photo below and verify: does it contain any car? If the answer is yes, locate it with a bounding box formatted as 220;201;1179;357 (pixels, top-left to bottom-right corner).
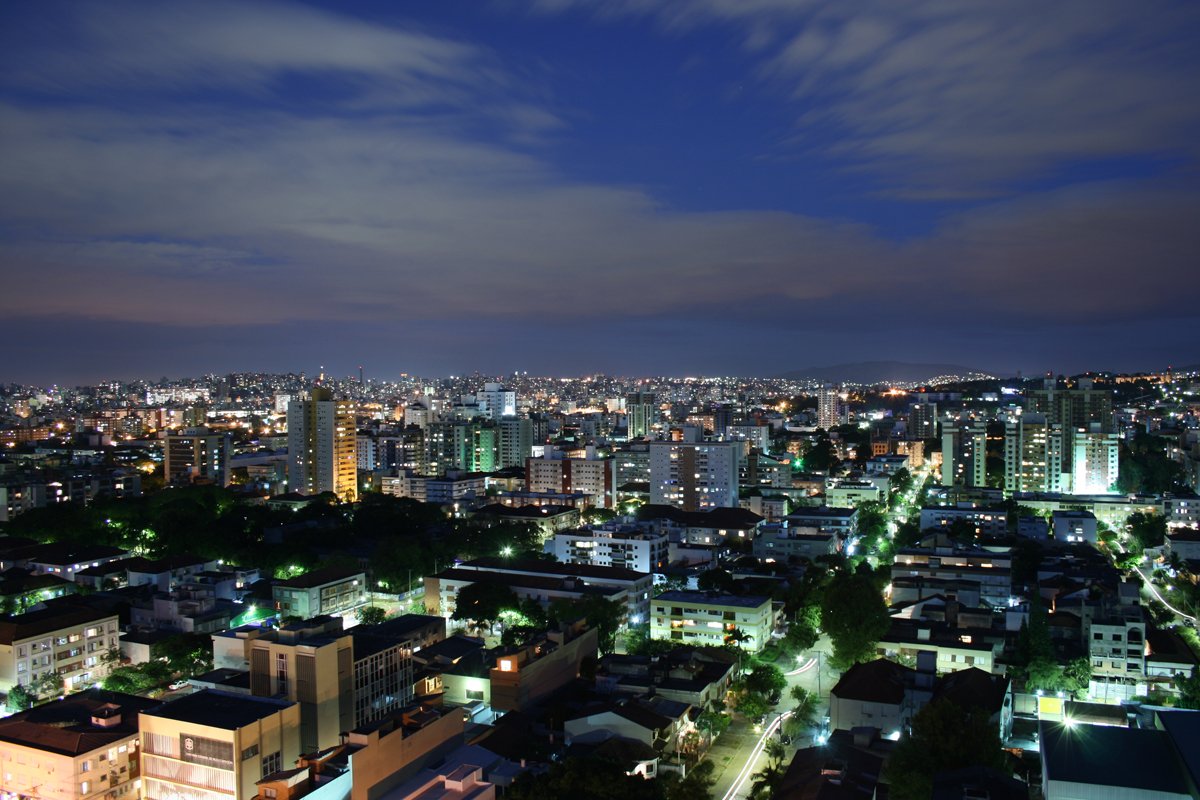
168;680;189;690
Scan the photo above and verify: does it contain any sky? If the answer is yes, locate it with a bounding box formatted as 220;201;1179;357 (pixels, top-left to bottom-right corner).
1;1;1198;384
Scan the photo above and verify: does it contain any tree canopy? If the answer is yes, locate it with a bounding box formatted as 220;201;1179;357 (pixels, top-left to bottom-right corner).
820;570;891;668
885;700;1006;800
451;581;519;627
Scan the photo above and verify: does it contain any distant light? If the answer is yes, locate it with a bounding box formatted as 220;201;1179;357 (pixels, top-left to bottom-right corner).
501;546;513;557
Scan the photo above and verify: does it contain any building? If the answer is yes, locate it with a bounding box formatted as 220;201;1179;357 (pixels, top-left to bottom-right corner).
1072;423;1120;494
908;402;939;441
476;383;516;421
287;388;357;502
0;688;158;800
753;527;839;562
1039;713;1199;800
817;386;841;430
525;454;616;508
350;617;421;726
625;392;658;439
496;416;532;469
918;505;1009;537
429;557;653;622
1005;413;1065;494
1027;377;1114;475
1088;605;1146;682
1052;510;1098;544
139;690;301;800
164;427;232;487
824;478;884;508
490;622;598;712
552;527;668;573
0;604;121;696
272;567;367;620
650;591;776;652
784;506;859;537
941;416;988;488
649;441;739;512
246;619;354;753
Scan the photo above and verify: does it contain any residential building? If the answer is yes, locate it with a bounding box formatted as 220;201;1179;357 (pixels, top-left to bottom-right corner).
784;506;859;537
0;689;158;800
594;649;737;710
164;427;232;487
753;527;839;562
287;388;357;502
1088;606;1146;682
1005;413;1066;494
908;402;938;441
552;526;668;573
1072;423;1120;494
817;386;841;430
941;416;988;488
476;383;516;421
496;416;532;469
139;690;301;800
525;454;617;508
490;621;598;712
350;617;419;726
918;505;1009;537
649;441;740;512
1027;377;1114;475
272;567;367;619
3;542;131;581
1052;509;1098;544
650;591;776;652
625;392;658;439
0;604;121;695
825;478;884;508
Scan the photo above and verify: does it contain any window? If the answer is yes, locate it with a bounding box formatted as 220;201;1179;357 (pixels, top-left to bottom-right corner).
263;790;277;799
262;752;281;778
81;761;92;773
242;744;259;761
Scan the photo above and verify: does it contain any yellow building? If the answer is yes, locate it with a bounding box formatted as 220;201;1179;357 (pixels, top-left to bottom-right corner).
139;689;300;800
286;388;357;502
0;689;156;800
0;605;121;696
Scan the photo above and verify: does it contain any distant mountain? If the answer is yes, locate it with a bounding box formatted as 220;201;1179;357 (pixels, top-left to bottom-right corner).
777;361;993;384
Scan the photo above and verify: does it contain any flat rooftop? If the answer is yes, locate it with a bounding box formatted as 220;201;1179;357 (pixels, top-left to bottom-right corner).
143;690;294;730
653;590;770;608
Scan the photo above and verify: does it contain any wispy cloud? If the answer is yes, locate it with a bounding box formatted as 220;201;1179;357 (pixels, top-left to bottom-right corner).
535;0;1200;195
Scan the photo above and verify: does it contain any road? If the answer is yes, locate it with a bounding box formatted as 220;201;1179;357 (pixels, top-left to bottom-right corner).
708;643;839;800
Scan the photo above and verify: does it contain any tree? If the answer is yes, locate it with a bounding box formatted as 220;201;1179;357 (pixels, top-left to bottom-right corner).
724;626;751;650
451;582;519;628
820;570;891;669
5;683;35;712
1127;512;1167;552
885;700;1006;800
783;686;820;740
662;758;716;800
745;663;787;704
548;595;625;654
750;739;788;800
153;633;214;677
355;605;388;626
31;670;65;700
697;569;736;594
780;606;820;656
1176;670;1200;710
507;755;666;800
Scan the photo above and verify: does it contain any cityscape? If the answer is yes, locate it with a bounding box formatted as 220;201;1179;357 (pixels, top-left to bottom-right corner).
3;3;1200;800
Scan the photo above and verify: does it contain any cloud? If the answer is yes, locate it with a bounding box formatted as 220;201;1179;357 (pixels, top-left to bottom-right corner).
533;0;1200;195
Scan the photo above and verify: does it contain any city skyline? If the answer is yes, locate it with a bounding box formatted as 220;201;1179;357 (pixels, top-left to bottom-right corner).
2;1;1199;384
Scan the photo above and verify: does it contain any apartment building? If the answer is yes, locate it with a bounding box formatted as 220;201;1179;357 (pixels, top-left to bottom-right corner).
551;527;668;573
0;689;157;800
0;604;121;695
272;567;367;619
650;591;776;652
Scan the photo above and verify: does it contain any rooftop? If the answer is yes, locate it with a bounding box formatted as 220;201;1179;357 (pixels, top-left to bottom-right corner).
275;565;364;590
143;689;294;730
653;590;770;608
1039;721;1190;794
0;689;160;757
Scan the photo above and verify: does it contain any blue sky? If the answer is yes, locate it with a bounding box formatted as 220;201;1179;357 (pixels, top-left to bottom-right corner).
1;0;1198;383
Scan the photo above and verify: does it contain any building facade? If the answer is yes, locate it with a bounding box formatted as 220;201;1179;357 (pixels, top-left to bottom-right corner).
287;388;357;502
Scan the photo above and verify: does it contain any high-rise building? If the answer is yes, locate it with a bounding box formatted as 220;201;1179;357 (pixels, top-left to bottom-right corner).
1027;378;1114;472
1072;423;1120;494
941;415;988;487
287;388;357;501
1004;413;1065;494
476;382;516;420
908;402;939;441
817;386;842;430
526;454;617;507
649;441;740;511
164;427;232;487
497;416;532;469
626;392;658;439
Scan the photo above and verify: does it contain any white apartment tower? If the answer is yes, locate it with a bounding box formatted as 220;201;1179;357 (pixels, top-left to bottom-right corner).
941;415;988;488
